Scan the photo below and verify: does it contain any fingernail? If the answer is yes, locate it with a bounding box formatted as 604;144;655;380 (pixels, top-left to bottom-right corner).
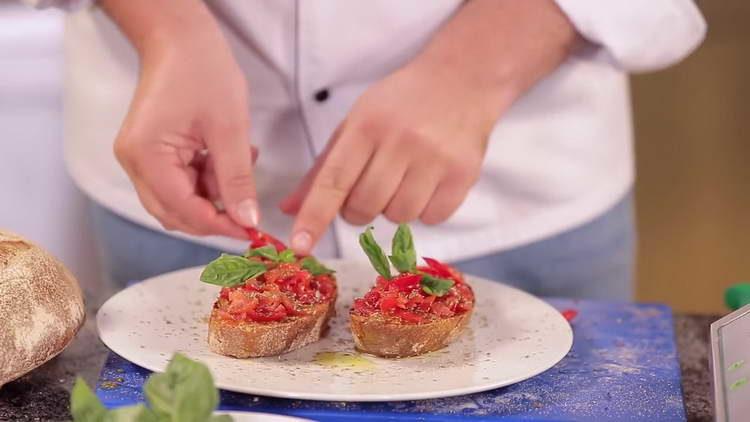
236;199;259;227
291;231;312;253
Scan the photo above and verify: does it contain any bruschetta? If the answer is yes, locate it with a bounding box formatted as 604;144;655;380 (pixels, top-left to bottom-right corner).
350;225;474;358
201;229;336;358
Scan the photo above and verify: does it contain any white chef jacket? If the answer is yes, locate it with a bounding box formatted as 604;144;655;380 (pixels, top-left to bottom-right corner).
27;0;706;261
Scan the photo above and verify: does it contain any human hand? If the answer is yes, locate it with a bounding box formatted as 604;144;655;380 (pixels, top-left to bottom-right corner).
280;0;577;254
280;60;497;254
104;0;258;238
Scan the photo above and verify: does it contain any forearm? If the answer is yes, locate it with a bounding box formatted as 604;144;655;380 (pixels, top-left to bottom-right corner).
413;0;579;117
100;0;226;62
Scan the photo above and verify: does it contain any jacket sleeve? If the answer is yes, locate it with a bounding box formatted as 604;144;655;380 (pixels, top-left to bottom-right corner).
20;0;92;11
554;0;707;73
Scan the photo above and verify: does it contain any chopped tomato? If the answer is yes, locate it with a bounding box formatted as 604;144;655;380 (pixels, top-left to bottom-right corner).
391;273;422;292
379;296;400;313
246;228;287;252
421;257;453;279
430;301;454;317
215;256;336;323
248;304;287;322
418;295;436;312
350;262;473;324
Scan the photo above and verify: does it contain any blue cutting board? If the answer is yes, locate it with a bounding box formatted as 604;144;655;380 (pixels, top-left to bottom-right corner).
96;299;686;421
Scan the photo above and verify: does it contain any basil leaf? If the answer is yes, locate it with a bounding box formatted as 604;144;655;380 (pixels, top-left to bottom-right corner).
245;245;278;261
200;254;266;287
70;377;107;422
389;223;416;273
105;405;159;422
359;226;392;279
144;354;218;422
301;256;335;276
278;249;297;263
420;274;455;297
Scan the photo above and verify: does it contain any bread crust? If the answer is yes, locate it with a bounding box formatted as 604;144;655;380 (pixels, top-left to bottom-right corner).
350;308;473;358
0;230;85;386
208;293;336;358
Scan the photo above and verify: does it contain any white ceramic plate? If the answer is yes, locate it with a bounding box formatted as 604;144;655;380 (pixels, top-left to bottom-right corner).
216;411;311;421
97;260;572;402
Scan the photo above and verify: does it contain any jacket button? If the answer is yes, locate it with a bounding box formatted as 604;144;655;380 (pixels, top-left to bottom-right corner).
314;89;330;102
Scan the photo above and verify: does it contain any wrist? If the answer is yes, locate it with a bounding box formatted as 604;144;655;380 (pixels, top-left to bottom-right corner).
409;0;578;126
101;0;228;64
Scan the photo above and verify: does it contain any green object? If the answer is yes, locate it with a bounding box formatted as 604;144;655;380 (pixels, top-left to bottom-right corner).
245;246;298;264
70;354;230;422
358;226;392;279
730;377;748;391
301;256;335;276
277;249;296;263
244;245;278;261
200;254;266;287
389;224;417;273
724;283;750;310
420;274;455;297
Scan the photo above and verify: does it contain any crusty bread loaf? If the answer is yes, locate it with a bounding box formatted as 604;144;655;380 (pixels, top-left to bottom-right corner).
0;230;85;386
350;309;472;358
207;294;336;358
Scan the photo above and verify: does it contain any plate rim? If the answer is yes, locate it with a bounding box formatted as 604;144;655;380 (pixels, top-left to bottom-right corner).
97;261;573;402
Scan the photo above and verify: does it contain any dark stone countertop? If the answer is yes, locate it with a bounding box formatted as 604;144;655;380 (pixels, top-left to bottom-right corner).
0;311;719;422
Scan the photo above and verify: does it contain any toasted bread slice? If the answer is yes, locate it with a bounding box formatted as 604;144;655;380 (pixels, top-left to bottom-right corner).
350;307;472;358
208;293;336;358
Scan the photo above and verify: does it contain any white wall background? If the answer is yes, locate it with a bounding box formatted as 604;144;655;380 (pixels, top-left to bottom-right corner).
0;4;102;300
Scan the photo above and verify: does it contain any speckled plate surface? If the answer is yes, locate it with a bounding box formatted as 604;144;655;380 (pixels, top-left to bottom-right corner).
97;260;572;401
217;412;310;421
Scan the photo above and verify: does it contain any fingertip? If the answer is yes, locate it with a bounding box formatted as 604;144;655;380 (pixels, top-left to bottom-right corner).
232;198;260;228
290;230;313;255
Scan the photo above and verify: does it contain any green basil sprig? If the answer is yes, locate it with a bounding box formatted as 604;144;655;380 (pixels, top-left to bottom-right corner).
278;249;296;263
244;245;278;261
359;226;392;279
359;224;458;297
389;223;417;273
301;256;335;276
71;353;232;422
245;246;297;264
200;254;266;287
420;274;455;297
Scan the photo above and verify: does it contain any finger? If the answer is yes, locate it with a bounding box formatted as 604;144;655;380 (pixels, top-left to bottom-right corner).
341;143;408;225
130;177;179;230
290;133;375;254
204;120;259;228
420;178;474;225
384;165;441;224
139;150;248;238
280;122;345;215
197;145;258;205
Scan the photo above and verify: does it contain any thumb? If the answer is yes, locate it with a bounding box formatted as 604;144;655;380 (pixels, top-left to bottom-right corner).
206;123;259;228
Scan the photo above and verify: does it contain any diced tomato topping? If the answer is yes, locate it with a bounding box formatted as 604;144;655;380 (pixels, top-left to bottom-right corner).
421;257;454;279
248;304;287;322
350;261;473;324
430;301;454;318
391;273;422;292
365;290;381;303
379;296;400;313
418;295;436;312
215;257;336;323
220;287;231;300
246;228;287;252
